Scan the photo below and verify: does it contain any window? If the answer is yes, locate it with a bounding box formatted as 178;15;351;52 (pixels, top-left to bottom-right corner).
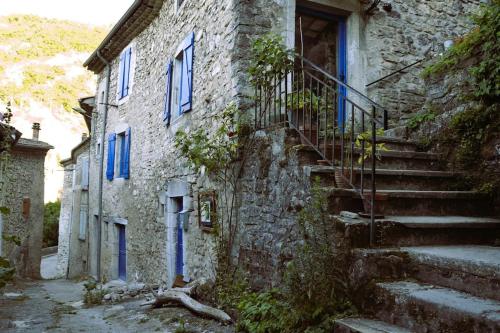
96;142;101;158
117;132;127;177
118;47;132;100
163;32;194;125
106;127;131;180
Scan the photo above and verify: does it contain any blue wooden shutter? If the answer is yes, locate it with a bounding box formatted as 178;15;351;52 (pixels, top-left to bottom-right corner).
163;60;173;124
81;157;89;190
123;47;132;98
123;127;131;179
118;52;125;99
180;32;194;113
79;208;87;240
106;133;116;181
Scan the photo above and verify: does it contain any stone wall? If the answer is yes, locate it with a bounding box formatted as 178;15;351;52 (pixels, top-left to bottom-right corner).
66;141;91;278
362;0;483;124
237;128;311;288
56;163;73;278
89;0;241;284
0;139;51;278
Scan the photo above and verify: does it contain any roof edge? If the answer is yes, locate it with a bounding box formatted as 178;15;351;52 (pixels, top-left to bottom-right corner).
84;0;163;73
59;137;91;166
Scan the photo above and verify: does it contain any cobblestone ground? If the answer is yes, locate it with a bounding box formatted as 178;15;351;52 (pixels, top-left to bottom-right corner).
0;256;234;333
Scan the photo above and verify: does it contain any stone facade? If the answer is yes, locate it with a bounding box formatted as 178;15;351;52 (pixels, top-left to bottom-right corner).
88;0;238;284
0;136;52;278
362;0;483;123
77;0;484;286
56;138;91;278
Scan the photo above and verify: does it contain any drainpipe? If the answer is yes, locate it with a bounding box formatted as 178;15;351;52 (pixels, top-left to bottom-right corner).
96;50;111;281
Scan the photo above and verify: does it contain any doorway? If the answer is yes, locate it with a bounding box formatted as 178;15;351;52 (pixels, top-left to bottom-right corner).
295;4;348;128
117;224;126;281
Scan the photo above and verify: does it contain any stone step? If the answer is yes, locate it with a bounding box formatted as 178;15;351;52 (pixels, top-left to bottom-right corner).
315;136;418;152
402;245;500;301
309;166;463;191
326;188;494;216
373;281;500;333
334;317;412;333
333;215;500;247
295;144;442;170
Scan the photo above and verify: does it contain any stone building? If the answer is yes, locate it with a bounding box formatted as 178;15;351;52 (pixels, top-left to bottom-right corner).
0;123;53;278
74;0;486;287
56;97;94;279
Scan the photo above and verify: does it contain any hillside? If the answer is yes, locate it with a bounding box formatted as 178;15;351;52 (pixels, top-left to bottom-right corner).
0;15;107;202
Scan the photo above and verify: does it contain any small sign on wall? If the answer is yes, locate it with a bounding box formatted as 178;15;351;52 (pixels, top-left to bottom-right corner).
198;191;216;231
22;197;30;219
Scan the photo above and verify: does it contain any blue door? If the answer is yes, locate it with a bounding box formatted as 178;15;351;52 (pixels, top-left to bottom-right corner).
118;225;126;280
337;18;348;132
175;214;184;277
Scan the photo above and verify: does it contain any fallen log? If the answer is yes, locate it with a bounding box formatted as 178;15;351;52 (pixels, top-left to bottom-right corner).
142;290;232;323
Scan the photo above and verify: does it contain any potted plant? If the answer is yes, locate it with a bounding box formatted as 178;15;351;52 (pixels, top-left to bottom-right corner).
287;89;327;144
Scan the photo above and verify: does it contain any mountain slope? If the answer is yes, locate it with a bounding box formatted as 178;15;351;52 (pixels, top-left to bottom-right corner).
0;15;107;202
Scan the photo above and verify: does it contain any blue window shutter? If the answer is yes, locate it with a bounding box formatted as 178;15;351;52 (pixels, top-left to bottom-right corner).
123;127;131;179
123;47;132;97
118;52;125;99
79;208;87;240
81;157;89;190
163;60;173;124
180;32;194;113
106;133;116;181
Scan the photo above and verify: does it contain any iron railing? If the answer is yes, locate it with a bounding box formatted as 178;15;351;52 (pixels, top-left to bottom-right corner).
254;56;388;246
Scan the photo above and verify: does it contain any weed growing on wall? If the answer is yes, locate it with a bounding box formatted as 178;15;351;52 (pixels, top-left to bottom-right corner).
422;1;500;104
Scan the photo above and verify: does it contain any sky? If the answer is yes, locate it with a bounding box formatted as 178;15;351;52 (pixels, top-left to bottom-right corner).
0;0;135;26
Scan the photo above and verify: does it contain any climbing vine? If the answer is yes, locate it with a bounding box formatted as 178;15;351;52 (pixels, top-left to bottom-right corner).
419;1;500;195
422;1;500;103
0;103;18;289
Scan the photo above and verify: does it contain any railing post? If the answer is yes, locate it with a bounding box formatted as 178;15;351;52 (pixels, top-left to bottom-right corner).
383;109;388;131
370;106;376;247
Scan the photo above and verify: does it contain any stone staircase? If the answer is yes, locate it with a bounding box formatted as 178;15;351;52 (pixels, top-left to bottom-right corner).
294;133;500;332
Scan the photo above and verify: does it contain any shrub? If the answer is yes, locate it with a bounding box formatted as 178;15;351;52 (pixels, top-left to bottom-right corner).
237;290;290;333
83;278;107;305
43;201;60;248
283;179;355;330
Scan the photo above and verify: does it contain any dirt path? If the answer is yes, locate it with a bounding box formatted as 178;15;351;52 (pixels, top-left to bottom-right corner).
0;278;235;332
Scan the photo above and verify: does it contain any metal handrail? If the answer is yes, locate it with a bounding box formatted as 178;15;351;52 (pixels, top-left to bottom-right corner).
300;56;387;125
254;57;383;247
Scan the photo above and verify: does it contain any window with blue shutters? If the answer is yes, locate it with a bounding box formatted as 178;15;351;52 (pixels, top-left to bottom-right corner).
118;47;132;100
106;128;131;181
164;33;194;126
